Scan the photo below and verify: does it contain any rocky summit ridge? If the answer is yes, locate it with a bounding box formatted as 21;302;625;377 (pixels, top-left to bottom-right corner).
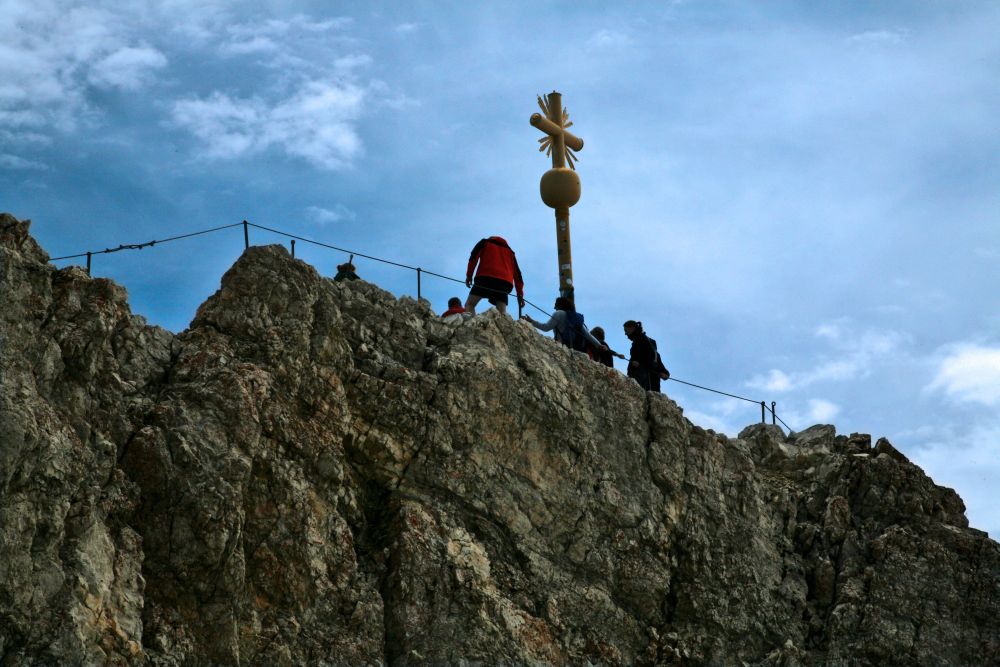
1;212;998;666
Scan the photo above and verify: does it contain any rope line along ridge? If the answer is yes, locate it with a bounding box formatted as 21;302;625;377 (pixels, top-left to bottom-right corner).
48;218;794;432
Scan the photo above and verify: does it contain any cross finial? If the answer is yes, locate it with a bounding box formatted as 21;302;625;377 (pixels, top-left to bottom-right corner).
530;91;584;170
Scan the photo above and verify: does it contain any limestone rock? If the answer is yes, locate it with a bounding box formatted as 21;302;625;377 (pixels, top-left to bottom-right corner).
1;212;998;666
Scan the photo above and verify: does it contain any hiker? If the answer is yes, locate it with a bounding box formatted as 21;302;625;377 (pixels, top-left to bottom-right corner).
587;326;626;368
464;236;525;315
647;336;671;392
440;297;466;322
522;297;606;353
623;320;657;390
334;261;359;282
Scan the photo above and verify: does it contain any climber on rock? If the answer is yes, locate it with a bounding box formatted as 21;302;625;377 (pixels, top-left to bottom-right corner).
623;320;657;390
464;236;525;316
522;297;606;353
334;260;360;282
586;326;625;367
440;297;467;322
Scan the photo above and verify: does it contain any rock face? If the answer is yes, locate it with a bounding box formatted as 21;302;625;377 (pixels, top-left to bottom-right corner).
1;212;998;666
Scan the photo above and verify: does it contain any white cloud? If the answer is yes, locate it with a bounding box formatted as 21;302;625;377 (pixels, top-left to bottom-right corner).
219;36;279;56
221;14;351;56
306;204;356;225
88;45;167;89
910;422;1000;538
747;369;792;393
847;29;907;47
807;398;840;422
333;54;373;73
0;153;48;170
588;29;631;49
928;344;1000;406
171;80;364;169
0;2;169;134
394;22;420;35
747;325;908;393
684;410;737;437
815;323;841;340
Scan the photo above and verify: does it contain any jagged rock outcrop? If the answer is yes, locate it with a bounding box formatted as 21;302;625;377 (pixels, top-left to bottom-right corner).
1;212;998;666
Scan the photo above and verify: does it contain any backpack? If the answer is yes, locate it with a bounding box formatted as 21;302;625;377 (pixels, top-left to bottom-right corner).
559;311;588;353
649;338;670;378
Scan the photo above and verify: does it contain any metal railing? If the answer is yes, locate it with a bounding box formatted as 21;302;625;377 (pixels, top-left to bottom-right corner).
50;219;794;432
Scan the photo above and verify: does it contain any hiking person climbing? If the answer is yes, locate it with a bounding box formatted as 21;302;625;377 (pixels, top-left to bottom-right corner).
523;297;606;353
441;297;466;322
623;320;656;390
334;261;359;282
587;326;626;368
464;236;525;315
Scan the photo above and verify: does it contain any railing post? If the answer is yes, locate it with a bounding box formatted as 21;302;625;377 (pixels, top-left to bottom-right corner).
771;401;777;425
760;401;766;424
291;239;295;258
417;268;422;301
243;220;249;249
86;251;92;276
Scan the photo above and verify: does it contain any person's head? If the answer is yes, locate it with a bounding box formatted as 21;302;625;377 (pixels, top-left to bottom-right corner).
447;297;462;308
554;296;574;312
591;326;606;342
623;320;642;339
337;262;355;272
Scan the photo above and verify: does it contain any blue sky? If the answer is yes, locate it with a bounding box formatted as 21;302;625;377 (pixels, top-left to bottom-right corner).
3;0;999;537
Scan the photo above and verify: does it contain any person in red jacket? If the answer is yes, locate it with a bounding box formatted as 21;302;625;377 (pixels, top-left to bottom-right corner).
440;297;466;321
464;236;525;315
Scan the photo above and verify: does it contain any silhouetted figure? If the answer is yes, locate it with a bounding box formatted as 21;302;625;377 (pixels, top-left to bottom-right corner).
647;337;670;392
334;261;359;282
587;326;625;368
623;320;656;390
465;236;525;316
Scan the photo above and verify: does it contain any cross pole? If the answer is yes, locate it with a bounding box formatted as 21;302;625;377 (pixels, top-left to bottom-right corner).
531;91;584;304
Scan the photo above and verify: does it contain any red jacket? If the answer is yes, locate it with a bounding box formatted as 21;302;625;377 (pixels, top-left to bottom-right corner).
441;305;466;317
466;236;524;298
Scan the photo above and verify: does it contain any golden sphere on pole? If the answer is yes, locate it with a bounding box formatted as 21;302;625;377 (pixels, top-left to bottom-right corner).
539;168;581;209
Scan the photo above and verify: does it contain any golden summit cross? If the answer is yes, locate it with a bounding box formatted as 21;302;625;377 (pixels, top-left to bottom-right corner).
530;91;584;303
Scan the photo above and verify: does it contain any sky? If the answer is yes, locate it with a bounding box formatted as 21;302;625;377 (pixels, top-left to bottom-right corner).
2;1;999;537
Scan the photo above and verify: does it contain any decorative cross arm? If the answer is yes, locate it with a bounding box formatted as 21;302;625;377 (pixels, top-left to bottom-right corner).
530;92;584;170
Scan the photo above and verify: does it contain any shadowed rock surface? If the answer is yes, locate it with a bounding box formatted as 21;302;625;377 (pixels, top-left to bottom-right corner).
2;212;998;666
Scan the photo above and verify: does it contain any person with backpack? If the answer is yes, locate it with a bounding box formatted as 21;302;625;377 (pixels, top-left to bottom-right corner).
647;336;671;392
464;236;525;316
623;320;658;390
587;326;626;368
334;261;359;282
523;297;606;353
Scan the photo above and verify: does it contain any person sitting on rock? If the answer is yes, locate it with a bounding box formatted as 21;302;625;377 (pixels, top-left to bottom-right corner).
587;326;626;368
440;297;467;322
623;320;656;390
334;261;359;282
464;236;525;316
523;297;606;353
